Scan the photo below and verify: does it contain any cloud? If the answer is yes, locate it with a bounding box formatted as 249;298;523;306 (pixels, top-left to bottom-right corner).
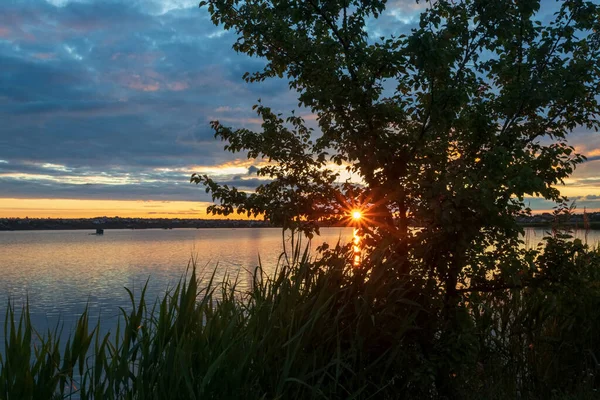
32;52;55;59
0;0;294;188
0;177;206;201
523;196;600;213
365;0;422;38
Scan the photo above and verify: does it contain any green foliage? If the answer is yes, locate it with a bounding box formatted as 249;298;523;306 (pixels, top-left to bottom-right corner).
0;302;95;399
0;250;426;399
1;239;599;399
194;0;600;296
192;106;340;237
192;1;600;396
469;235;600;399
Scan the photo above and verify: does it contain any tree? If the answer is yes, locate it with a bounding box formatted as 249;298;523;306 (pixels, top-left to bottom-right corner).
192;0;599;395
193;0;599;319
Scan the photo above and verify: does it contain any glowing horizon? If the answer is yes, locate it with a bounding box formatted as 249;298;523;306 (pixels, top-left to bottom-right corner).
0;196;598;220
0;198;253;219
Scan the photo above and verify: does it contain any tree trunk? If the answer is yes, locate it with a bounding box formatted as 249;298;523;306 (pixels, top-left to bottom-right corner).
436;251;463;400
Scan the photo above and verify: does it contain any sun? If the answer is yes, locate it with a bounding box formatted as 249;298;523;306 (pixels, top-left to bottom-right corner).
351;210;362;221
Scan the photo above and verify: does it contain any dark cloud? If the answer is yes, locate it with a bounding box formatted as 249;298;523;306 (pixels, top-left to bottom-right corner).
0;0;293;206
522;196;600;212
0;177;204;201
215;178;270;189
0;173;267;201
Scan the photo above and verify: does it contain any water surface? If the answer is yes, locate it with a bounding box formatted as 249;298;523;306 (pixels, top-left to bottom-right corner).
0;226;597;337
0;227;352;338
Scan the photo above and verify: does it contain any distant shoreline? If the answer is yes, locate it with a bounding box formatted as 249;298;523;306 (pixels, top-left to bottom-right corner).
518;222;600;230
3;216;600;231
0;217;272;231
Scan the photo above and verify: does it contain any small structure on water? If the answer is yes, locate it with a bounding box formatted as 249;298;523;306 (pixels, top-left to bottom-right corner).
96;228;104;235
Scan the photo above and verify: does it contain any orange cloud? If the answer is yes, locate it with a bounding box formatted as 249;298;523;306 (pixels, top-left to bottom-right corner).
167;81;189;91
214;106;243;112
0;198;243;219
586;149;600;157
188;159;273;176
33;52;56;60
125;74;160;91
116;70;188;92
212;116;264;124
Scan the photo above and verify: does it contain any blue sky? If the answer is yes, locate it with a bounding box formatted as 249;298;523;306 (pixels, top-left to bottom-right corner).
0;0;598;217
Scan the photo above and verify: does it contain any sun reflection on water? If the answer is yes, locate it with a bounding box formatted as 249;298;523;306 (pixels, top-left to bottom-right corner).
352;228;361;267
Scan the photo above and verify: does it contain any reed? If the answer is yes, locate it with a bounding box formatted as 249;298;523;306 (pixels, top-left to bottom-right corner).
0;247;420;399
0;238;598;399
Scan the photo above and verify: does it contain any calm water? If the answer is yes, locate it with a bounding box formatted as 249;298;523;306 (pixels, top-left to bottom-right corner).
0;227;353;338
0;227;597;338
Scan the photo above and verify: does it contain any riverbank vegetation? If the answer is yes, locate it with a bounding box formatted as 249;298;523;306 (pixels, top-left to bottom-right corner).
1;231;599;399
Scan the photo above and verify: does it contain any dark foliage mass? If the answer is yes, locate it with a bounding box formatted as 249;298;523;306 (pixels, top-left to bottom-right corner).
189;0;600;398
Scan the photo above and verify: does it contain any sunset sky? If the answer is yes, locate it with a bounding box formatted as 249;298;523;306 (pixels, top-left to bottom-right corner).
1;0;599;218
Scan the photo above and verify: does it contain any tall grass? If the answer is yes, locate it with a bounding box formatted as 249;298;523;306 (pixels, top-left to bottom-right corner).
0;247;421;399
0;237;598;399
